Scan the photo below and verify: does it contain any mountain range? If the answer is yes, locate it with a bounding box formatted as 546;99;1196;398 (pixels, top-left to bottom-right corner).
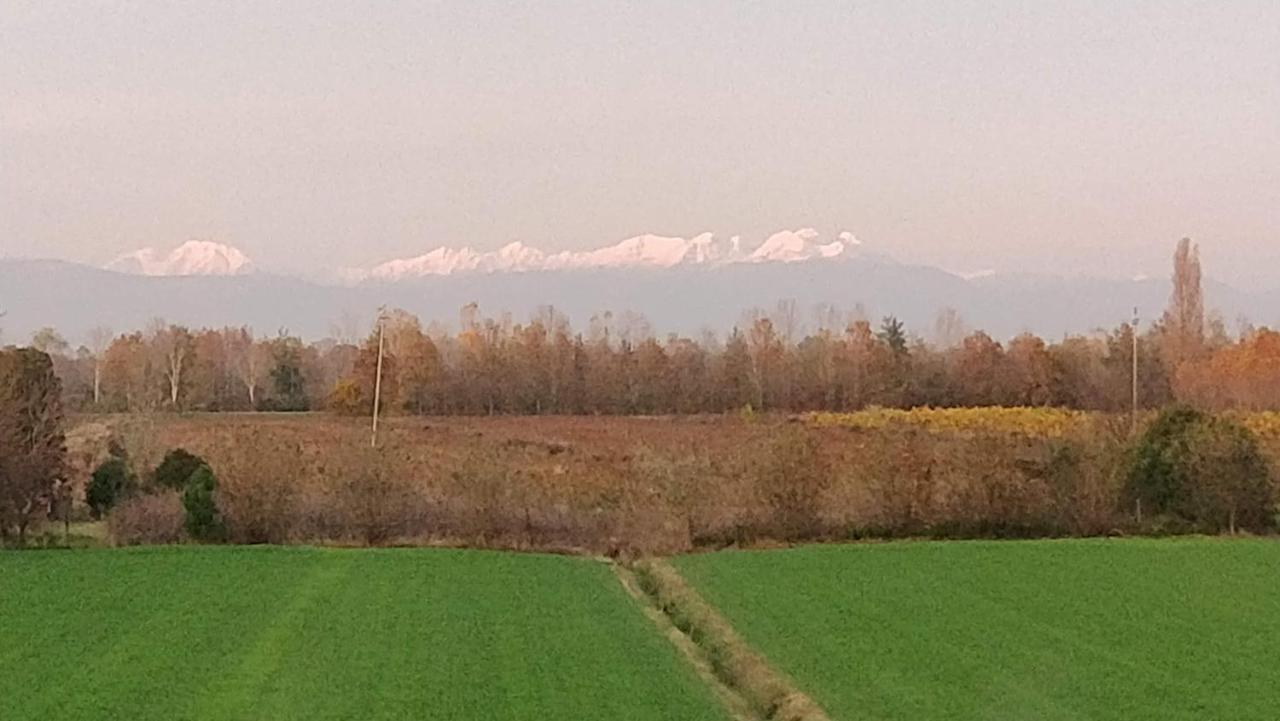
3;231;1277;345
96;231;866;282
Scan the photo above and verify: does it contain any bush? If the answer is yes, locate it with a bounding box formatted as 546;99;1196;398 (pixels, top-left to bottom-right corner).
327;379;364;416
182;465;224;542
1125;407;1274;532
1184;418;1275;533
326;444;426;545
152;448;208;490
752;429;832;540
86;457;135;519
107;491;185;545
213;435;300;543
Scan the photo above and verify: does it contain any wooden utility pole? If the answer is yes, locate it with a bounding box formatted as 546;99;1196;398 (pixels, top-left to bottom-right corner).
371;307;387;448
1131;307;1139;434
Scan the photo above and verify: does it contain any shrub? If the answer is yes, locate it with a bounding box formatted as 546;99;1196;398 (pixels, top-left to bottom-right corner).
1183;418;1274;533
152;448;208;490
182;465;224;542
752;428;832;540
107;491;185;545
628;447;719;550
1125;407;1274;532
861;428;938;536
1042;433;1125;535
326;379;364;416
213;435;300;543
1125;406;1205;515
85;457;135;519
327;444;426;545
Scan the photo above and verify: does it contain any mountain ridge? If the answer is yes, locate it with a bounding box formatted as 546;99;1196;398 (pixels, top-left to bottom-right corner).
3;253;1278;347
100;229;869;281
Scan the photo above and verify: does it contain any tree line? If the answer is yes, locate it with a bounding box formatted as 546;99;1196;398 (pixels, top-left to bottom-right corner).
11;238;1280;415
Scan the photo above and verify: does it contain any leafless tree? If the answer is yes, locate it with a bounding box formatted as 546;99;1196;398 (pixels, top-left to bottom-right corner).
771;299;801;346
933;307;969;350
86;326;113;406
150;324;193;408
227;328;265;407
1160;237;1206;366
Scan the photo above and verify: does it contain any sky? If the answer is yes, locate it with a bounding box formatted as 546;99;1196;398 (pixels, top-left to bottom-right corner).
2;1;1278;286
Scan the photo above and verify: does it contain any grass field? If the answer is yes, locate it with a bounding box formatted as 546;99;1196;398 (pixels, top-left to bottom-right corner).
674;538;1280;721
0;547;729;721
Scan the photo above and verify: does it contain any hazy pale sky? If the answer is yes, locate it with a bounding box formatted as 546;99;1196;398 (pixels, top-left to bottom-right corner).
3;1;1278;285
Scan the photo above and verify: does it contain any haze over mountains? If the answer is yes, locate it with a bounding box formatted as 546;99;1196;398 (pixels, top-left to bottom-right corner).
3;231;1277;345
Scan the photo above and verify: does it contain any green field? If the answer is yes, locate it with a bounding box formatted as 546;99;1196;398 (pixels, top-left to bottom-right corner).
674;538;1280;721
0;547;728;721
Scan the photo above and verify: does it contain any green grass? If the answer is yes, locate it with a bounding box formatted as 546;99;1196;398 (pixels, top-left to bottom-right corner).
674;538;1280;721
0;546;729;721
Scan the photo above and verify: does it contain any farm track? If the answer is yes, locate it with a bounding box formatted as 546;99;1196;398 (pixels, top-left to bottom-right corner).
621;558;832;721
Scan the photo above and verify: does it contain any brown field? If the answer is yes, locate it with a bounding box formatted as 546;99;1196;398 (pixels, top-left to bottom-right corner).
61;410;1190;553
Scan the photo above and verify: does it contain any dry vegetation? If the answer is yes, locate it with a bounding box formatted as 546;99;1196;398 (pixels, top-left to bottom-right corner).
64;407;1275;554
630;558;832;721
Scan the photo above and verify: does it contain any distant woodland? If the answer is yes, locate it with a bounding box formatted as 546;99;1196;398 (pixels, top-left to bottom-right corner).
7;239;1278;415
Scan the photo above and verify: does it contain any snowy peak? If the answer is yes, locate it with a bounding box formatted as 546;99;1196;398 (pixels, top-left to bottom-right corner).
748;228;860;263
358;229;864;282
107;240;253;277
544;232;735;270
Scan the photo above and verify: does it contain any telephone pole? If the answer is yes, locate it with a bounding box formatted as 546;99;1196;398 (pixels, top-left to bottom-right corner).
371;306;387;448
1131;307;1139;434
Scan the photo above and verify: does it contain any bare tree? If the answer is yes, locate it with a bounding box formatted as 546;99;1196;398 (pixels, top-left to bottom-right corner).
812;303;844;336
617;310;653;347
150;324;193;408
329;310;363;345
86;326;113;406
227;328;265;407
771;299;801;346
933;307;969;350
1160;237;1205;367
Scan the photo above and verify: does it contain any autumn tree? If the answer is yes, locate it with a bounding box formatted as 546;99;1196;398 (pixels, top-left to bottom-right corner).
834;320;884;409
0;347;66;544
746;315;786;410
1175;328;1280;410
716;329;754;411
948;331;1012;406
1006;333;1055;406
102;332;155;411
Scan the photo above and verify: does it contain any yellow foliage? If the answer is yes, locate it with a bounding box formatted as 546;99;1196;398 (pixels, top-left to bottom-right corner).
805;407;1093;438
1232;412;1280;440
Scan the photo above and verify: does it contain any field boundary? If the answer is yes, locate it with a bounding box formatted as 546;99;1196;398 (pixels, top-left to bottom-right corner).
613;563;758;721
619;558;832;721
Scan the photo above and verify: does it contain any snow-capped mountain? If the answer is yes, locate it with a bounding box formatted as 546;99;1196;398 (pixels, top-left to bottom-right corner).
747;229;860;263
106;240;253;277
356;229;861;282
